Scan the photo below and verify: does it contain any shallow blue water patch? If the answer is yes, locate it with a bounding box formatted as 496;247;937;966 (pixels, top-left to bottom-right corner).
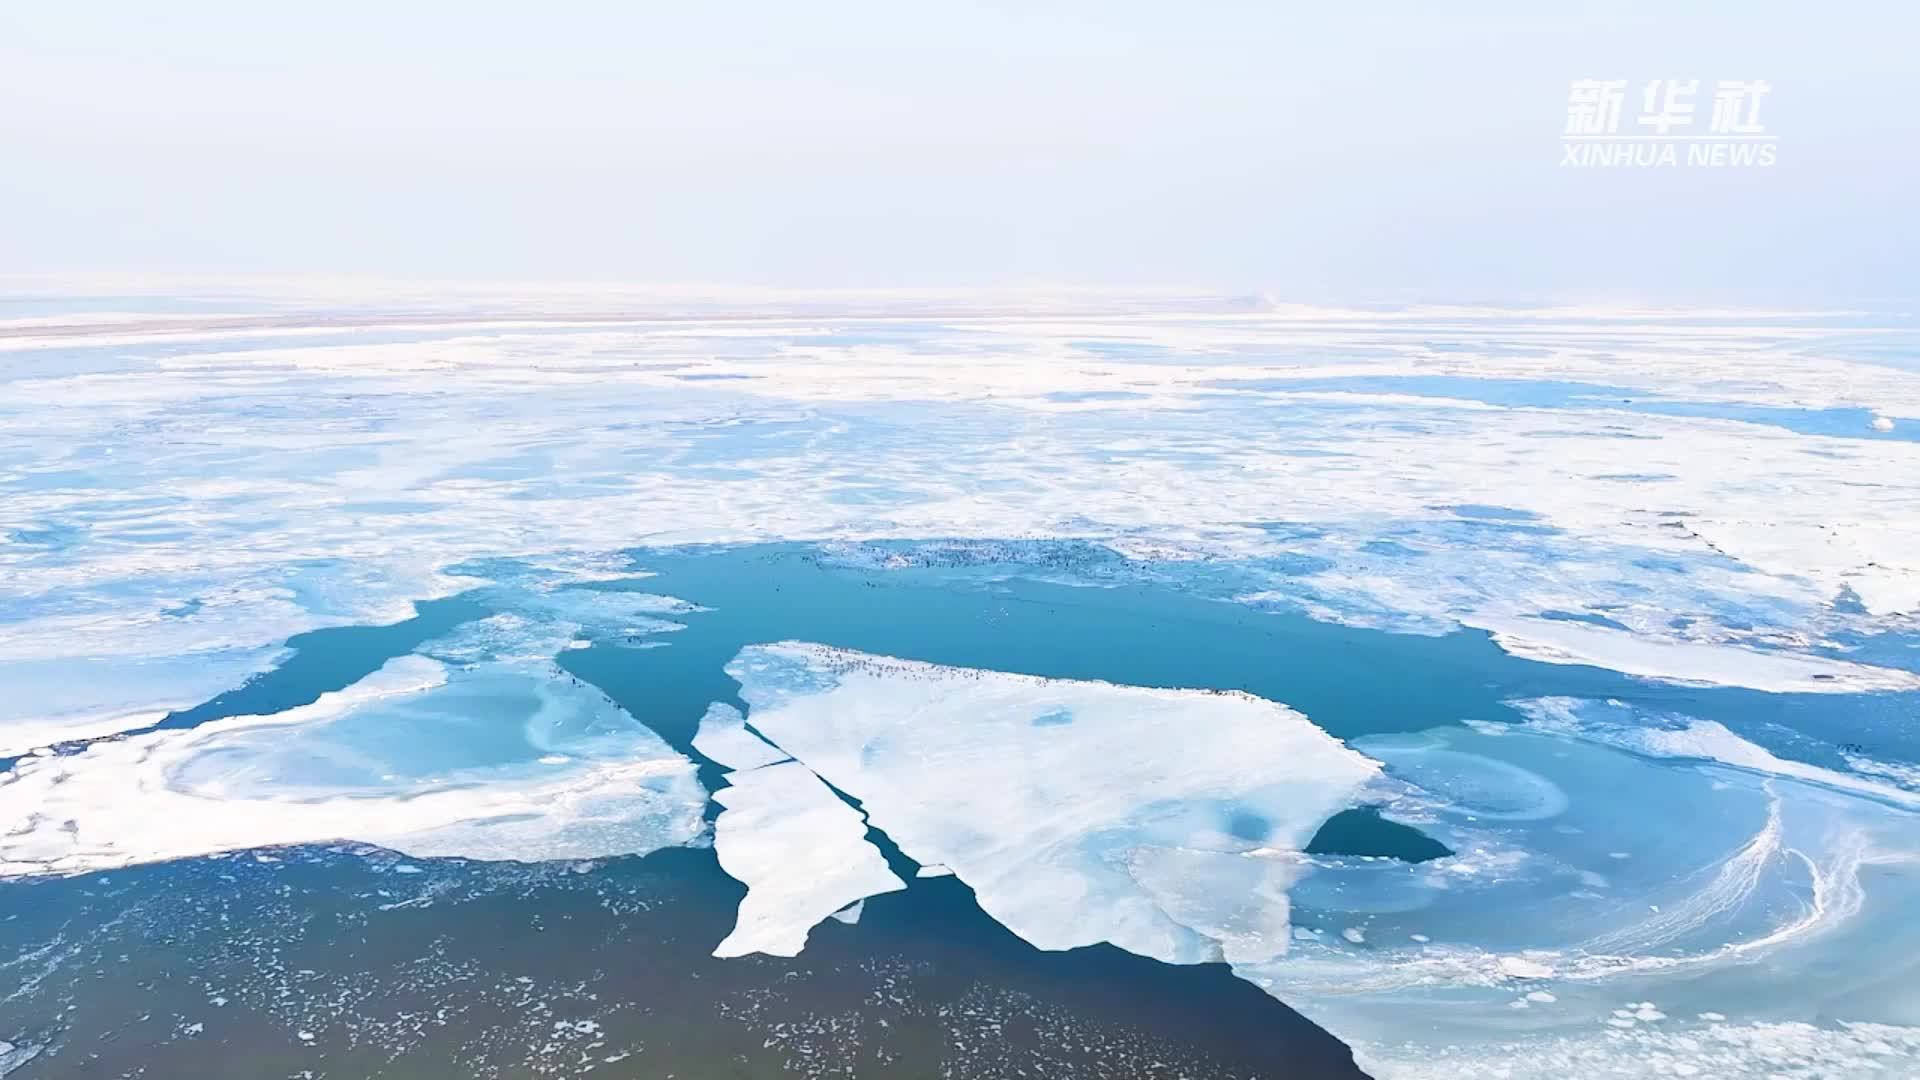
1538;609;1633;632
2;521;86;549
1442;503;1541;521
1205;374;1913;442
1044;390;1152;402
1631;400;1913;441
1031;707;1075;727
1360;539;1425;558
1066;340;1173;361
1207;375;1632;408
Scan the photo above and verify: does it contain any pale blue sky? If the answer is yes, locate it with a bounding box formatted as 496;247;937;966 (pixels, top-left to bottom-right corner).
1;2;1913;302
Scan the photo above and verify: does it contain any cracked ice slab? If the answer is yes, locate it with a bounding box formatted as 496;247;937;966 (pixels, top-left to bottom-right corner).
699;703;904;958
708;760;906;958
724;641;1379;966
691;701;791;771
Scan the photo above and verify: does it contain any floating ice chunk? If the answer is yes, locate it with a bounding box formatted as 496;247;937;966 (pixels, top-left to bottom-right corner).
709;760;904;958
725;642;1378;967
0;1039;42;1078
915;864;954;878
1466;616;1920;693
0;657;708;875
1342;927;1367;944
697;698;905;958
420;588;689;666
1871;414;1897;432
691;702;790;771
1498;955;1555;980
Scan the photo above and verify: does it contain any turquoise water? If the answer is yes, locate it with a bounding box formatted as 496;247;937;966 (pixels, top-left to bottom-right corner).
159;542;1919;799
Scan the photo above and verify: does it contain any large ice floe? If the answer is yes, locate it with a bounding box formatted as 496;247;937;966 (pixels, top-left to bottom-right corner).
720;643;1920;1080
724;643;1380;966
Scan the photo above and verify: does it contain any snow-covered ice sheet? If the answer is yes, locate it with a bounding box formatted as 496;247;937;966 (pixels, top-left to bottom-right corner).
724;642;1379;966
1466;614;1920;694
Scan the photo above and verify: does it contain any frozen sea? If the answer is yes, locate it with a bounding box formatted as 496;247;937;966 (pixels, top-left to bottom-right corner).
2;283;1919;1079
